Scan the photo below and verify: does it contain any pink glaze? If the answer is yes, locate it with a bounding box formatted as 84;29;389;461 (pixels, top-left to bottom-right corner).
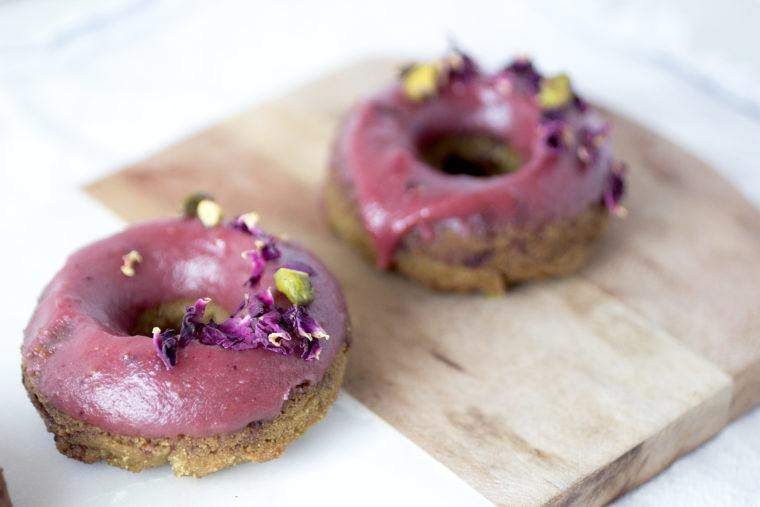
334;73;614;267
22;219;348;438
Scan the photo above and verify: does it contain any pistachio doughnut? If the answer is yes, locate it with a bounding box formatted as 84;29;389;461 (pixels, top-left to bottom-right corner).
22;201;349;476
327;51;626;293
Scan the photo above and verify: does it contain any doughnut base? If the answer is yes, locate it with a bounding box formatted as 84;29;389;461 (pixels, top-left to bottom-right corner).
326;174;609;294
0;468;10;507
23;345;348;477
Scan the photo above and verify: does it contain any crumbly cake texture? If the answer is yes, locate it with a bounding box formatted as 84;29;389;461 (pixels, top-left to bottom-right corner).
23;345;348;477
0;469;10;507
326;174;608;294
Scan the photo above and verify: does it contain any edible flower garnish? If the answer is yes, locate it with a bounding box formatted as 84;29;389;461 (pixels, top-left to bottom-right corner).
233;211;281;286
284;305;329;342
153;288;329;369
603;162;627;217
541;120;567;152
274;267;314;306
237;211;260;231
401;62;441;102
401;49;480;102
179;297;210;346
151;202;329;369
504;57;542;92
442;48;479;83
242;249;267;286
152;326;179;369
120;250;143;277
538;73;572;109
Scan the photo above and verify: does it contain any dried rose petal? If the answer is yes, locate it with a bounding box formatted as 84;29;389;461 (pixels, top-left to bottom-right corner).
241;249;267;287
179;297;210;346
603;163;627;214
284;305;330;342
503;57;542;93
541;120;566;152
152;327;179;369
443;49;479;83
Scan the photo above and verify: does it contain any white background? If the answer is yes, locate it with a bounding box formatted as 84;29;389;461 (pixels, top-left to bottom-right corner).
1;1;760;505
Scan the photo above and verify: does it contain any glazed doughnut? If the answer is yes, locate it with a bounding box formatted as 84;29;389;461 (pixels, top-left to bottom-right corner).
22;201;349;476
327;51;626;293
0;469;10;507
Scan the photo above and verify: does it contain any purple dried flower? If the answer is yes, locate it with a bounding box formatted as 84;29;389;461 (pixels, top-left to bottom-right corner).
256;286;275;307
217;313;255;341
199;322;239;349
603;162;627;215
541;108;565;122
575;126;604;168
504;57;542;93
300;338;322;361
231;212;262;235
152;327;179;369
242;249;267;286
151;273;330;366
253;235;281;261
179;297;209;346
541;120;566;152
251;310;291;354
231;213;281;261
573;95;589;113
443;48;479;83
283;305;330;342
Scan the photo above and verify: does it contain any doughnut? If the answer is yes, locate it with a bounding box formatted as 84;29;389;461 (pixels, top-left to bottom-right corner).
22;199;349;477
327;51;626;293
0;469;10;507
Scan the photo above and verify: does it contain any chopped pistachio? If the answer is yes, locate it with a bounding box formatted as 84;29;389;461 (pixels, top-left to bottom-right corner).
182;191;214;218
402;62;440;101
274;267;314;305
120;249;143;277
538;73;572;109
196;199;223;227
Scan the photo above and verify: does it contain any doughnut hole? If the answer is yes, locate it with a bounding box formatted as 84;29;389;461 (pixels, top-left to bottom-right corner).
130;300;230;337
417;132;523;177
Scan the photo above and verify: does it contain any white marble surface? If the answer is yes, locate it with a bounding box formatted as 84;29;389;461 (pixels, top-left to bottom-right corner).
1;1;759;505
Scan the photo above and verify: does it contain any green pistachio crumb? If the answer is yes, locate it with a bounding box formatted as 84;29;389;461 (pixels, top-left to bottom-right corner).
274;267;314;305
182;191;214;218
197;199;223;228
120;249;143;277
402;62;440;101
538;73;572;109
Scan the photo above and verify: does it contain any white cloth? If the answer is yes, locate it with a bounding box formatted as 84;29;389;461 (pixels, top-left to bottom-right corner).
1;1;759;505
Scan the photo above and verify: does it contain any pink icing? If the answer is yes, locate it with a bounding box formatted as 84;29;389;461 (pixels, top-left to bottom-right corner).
22;219;348;438
334;74;614;267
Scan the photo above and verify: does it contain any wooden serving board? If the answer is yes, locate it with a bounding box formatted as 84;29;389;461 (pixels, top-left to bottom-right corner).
86;59;760;506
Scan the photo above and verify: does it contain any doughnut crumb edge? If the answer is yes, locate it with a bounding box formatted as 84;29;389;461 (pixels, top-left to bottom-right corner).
21;345;348;477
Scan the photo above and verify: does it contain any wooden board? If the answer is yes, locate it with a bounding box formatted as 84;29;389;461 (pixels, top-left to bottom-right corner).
86;58;760;506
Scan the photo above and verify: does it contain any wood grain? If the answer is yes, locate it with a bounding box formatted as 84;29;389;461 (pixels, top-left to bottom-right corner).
85;58;760;506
